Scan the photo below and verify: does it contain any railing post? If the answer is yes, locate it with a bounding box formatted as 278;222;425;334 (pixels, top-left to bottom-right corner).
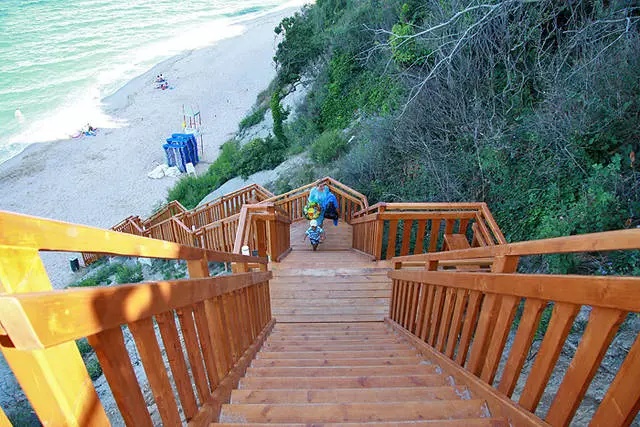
0;247;109;426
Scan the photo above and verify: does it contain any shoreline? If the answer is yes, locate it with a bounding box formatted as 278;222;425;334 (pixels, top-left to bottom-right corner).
0;4;302;289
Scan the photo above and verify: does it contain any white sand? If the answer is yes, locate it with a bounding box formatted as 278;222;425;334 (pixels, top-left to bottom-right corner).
0;5;304;289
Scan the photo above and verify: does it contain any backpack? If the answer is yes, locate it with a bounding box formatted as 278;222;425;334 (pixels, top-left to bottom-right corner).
324;201;340;220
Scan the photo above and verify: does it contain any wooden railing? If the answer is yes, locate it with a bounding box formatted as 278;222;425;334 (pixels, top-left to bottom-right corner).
388;228;640;426
262;177;368;224
142;200;188;229
82;184;273;266
351;202;506;260
232;203;292;264
0;210;272;425
189;183;274;229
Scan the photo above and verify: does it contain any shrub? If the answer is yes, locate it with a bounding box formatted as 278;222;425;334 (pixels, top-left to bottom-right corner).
237;135;287;178
271;91;289;145
115;263;143;284
167;140;240;208
85;358;103;381
311;130;349;165
239;105;267;132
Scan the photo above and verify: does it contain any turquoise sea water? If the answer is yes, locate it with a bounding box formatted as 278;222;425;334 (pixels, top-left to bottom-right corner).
0;0;288;164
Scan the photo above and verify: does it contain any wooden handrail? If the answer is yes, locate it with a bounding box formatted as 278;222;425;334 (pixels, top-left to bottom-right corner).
392;228;640;263
0;209;273;426
0;271;271;350
0;211;265;264
388;229;640;426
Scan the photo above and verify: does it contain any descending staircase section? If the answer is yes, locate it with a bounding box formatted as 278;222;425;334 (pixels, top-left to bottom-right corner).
270;222;392;323
218;322;508;425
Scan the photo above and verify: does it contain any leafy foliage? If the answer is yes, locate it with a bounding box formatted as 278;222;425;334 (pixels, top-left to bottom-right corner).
238;105;267;131
237;135;287;179
311;130;349;165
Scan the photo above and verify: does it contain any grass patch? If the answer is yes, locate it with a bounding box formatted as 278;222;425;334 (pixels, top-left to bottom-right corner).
239;105;268;132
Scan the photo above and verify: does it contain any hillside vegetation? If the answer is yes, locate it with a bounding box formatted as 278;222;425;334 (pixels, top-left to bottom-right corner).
171;0;639;273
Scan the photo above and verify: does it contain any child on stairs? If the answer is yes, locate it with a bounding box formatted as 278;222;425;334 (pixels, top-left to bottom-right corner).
304;219;326;251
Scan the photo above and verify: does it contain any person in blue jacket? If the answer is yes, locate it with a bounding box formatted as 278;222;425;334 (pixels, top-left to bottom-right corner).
309;182;339;227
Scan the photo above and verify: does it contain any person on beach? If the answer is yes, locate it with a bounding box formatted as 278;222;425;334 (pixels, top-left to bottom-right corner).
309;182;339;227
304;219;325;251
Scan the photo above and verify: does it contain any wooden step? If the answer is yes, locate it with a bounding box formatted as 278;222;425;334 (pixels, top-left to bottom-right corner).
267;332;394;339
238;375;449;389
261;344;409;352
271;324;387;331
257;350;419;359
216;420;508;426
219;400;490;423
245;365;438;377
271;297;390;307
273;268;390;276
275;315;388;323
271;290;391;298
230;386;469;404
265;340;401;347
251;357;424;367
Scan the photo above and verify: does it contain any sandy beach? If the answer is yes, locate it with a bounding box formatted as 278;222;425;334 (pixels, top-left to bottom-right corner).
0;5;302;289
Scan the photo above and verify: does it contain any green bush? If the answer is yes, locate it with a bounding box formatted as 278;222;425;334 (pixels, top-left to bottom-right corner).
85;358;103;381
69;261;144;288
167;140;240;208
76;338;93;356
237;135;287;178
311;130;349;165
239;105;268;131
271;91;289;145
115;263;143;284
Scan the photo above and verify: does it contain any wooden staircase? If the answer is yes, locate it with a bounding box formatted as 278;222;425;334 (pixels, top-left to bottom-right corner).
218;322;508;425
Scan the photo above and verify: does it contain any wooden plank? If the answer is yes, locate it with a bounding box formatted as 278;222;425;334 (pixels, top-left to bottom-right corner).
238;375;448;390
435;288;456;353
0;271;271;350
480;295;520;385
392;228;640;262
380;211;477;221
387;270;640;313
176;306;210;403
386;319;545;427
419;284;435;341
414;220;427;254
590;334;640;426
245;365;438;377
386;220;398;259
128;317;182;426
156;311;198;420
518;302;580;412
466;293;502;375
546;307;627;425
428;286;445;346
445;289;468;359
256;350;419;359
400;220;413;256
88;327;153;426
210;296;232;375
497;299;546;397
428;219;441;252
0;210;267;264
413;283;428;338
455;291;483;366
219;400;489;423
250;357;422;367
0;247;110;426
193;301;220;388
230;386;466;404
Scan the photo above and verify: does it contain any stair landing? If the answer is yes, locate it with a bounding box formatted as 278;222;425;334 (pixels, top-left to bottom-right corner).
270;221;392;323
